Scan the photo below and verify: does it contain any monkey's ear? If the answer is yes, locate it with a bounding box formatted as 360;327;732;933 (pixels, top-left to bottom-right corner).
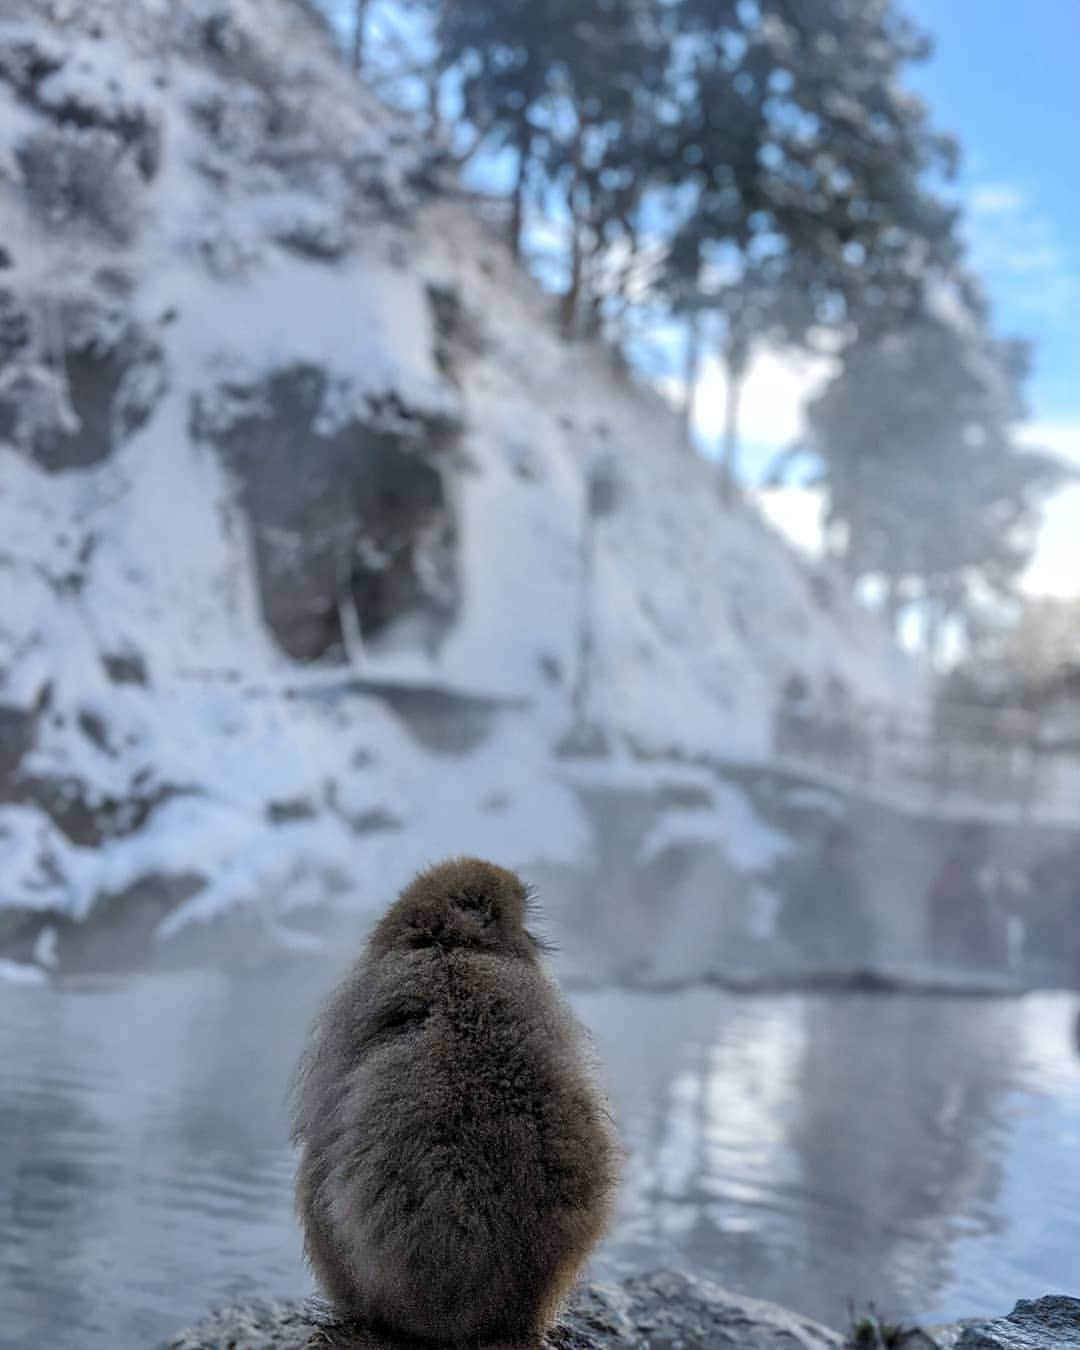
452;888;494;930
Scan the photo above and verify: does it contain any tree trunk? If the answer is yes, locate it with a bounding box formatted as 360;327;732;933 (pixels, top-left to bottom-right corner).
350;0;368;73
571;506;596;725
336;531;365;666
884;574;903;636
509;142;528;261
681;313;703;451
924;587;944;670
426;69;441;138
719;355;745;505
561;215;584;339
427;0;445;135
560;130;585;339
581;234;607;340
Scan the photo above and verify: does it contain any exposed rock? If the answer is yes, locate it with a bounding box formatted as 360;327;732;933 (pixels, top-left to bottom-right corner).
0;296;165;471
55;871;208;974
0;871;206;975
955;1296;1080;1348
266;797;320;824
273;212;351;262
161;1271;845;1349
560;964;1030;1000
365;682;507;754
193;365;460;662
162;1283;1080;1350
0;27;162;181
426;279;486;378
17;124;148;244
6;773;192;847
0;287;31;365
0;905;52;968
101;648;150;686
555;721;615;760
0;698;43;779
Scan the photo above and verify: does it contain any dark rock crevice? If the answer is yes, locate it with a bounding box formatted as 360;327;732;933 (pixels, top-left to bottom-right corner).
3;774;195;849
0;299;165;472
0;684;49;781
193;365;461;664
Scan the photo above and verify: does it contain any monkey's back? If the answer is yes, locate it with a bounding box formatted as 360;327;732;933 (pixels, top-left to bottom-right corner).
294;946;617;1344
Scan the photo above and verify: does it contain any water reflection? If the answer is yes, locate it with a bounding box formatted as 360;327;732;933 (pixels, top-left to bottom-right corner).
0;974;321;1349
2;975;1079;1349
581;987;1080;1328
784;998;1012;1323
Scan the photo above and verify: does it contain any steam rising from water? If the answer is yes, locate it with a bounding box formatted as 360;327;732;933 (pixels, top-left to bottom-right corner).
3;969;1080;1349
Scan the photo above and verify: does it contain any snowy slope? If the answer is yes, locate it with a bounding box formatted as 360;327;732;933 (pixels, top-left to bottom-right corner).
0;0;919;962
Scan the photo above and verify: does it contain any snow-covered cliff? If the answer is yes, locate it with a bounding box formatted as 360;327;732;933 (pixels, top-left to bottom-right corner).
0;0;916;970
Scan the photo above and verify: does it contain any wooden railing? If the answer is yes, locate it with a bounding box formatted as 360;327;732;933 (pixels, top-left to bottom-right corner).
773;700;1080;819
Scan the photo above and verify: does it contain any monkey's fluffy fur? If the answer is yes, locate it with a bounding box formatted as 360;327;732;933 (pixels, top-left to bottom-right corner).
291;858;619;1347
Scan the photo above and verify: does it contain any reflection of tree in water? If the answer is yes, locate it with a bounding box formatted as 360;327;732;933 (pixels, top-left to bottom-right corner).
587;991;812;1301
784;995;1017;1325
590;989;1021;1331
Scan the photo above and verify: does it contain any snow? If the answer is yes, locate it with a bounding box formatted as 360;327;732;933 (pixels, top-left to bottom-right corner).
640;784;791;874
0;958;47;985
0;0;923;943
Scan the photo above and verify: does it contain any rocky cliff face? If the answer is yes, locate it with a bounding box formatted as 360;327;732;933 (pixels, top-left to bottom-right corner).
0;0;918;972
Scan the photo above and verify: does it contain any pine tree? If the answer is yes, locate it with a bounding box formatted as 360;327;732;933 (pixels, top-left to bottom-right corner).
804;304;1067;660
436;0;663;304
657;0;959;498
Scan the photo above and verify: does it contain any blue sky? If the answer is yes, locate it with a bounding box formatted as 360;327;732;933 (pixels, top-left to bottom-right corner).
905;0;1080;425
350;0;1077;432
682;2;1080;461
745;0;1080;597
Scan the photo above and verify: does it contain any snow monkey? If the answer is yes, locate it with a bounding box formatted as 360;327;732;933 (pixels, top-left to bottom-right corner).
291;858;620;1347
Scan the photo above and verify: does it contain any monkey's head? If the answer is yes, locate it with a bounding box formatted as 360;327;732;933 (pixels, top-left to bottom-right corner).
368;857;545;962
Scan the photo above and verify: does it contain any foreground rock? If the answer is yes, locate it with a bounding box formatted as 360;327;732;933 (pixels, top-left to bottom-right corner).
954;1296;1080;1348
163;1271;847;1348
161;1275;1080;1349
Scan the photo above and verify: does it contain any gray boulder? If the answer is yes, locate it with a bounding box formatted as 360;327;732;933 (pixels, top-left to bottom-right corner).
955;1296;1080;1348
162;1270;844;1348
158;1275;1080;1350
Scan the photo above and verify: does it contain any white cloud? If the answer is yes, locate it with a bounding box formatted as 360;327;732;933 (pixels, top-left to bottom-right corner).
1022;484;1080;598
1019;419;1080;599
969;182;1028;217
964;182;1078;317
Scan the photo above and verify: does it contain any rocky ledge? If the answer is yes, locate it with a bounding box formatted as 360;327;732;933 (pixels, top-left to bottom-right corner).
160;1272;1080;1349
